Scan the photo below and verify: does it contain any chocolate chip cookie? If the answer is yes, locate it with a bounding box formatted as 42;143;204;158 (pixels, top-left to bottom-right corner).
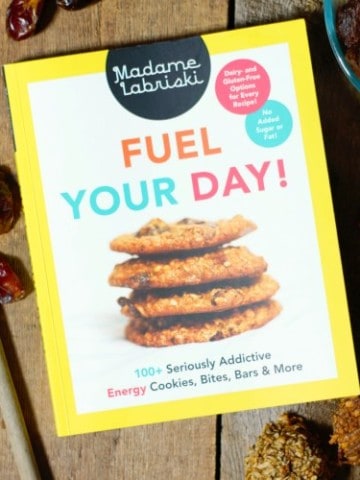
120;274;279;317
109;214;281;347
108;246;267;289
124;299;282;347
110;215;256;255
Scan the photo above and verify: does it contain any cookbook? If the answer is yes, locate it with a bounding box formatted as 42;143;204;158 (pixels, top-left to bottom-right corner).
3;18;359;436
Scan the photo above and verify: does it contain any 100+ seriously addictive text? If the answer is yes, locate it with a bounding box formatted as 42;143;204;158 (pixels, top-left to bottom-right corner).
106;353;304;399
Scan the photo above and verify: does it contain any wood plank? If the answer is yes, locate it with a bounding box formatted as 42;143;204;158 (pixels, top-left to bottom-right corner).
220;2;360;479
235;0;322;25
0;0;229;478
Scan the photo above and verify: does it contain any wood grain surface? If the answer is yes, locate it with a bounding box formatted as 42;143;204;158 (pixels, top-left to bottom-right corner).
0;0;359;478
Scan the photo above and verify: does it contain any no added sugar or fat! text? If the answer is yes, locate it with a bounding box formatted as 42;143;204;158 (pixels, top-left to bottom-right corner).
106;351;304;400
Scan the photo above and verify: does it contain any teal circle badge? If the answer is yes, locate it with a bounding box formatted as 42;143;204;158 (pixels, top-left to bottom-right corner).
245;100;292;147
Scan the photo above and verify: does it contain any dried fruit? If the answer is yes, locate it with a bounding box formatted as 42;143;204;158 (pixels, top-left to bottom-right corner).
0;167;20;234
330;396;360;465
0;255;25;304
6;0;45;41
56;0;89;9
245;412;333;479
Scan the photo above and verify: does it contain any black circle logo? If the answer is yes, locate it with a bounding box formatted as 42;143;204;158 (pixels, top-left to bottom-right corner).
106;36;211;120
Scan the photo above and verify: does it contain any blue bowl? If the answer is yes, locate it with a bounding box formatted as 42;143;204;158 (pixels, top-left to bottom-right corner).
324;0;360;91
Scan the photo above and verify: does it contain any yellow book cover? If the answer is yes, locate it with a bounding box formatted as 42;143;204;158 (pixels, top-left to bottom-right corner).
3;19;359;436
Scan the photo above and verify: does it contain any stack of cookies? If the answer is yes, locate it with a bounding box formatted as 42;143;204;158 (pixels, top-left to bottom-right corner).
108;215;281;347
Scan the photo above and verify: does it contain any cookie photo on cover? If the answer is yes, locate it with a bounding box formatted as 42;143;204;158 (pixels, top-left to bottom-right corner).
108;214;282;347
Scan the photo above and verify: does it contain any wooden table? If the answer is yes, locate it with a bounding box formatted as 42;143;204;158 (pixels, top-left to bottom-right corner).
0;0;359;478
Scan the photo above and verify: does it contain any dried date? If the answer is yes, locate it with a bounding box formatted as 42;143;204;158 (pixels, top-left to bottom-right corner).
0;255;25;304
56;0;84;9
0;167;20;234
6;0;45;40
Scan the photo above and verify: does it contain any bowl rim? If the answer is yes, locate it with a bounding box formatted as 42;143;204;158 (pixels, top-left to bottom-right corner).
323;0;360;91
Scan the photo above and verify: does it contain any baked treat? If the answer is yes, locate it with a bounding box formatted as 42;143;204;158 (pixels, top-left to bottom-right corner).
109;215;256;255
336;0;360;49
345;46;360;77
330;396;360;465
120;274;279;317
124;299;281;347
109;214;281;347
336;0;360;76
109;246;267;289
245;413;333;479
